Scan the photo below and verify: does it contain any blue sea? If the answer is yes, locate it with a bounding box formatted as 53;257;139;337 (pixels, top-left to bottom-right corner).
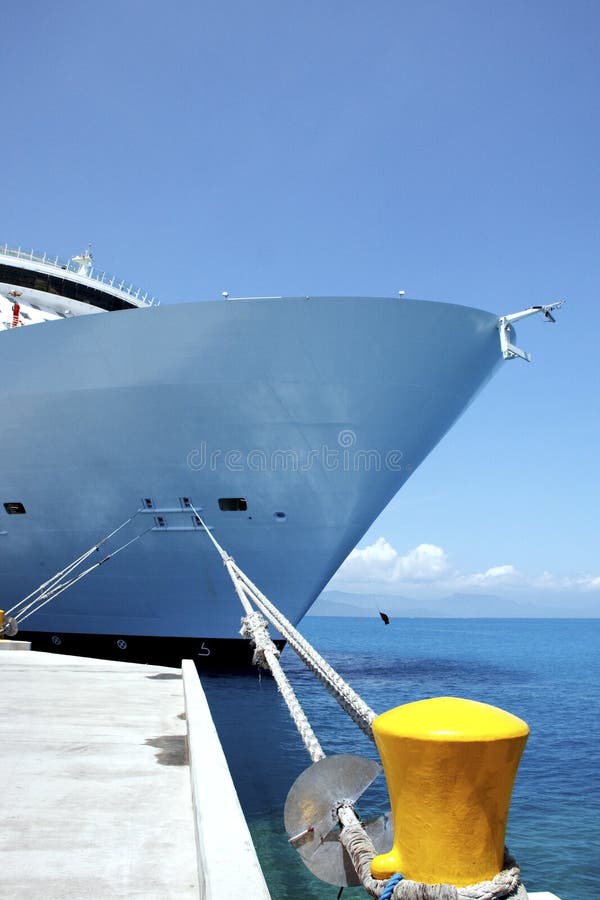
201;618;599;900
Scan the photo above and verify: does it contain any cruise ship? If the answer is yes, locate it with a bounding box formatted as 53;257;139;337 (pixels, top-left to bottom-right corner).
0;245;560;666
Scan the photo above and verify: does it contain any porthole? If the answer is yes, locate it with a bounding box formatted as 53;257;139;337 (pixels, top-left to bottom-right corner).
218;498;248;512
3;502;26;515
273;511;287;521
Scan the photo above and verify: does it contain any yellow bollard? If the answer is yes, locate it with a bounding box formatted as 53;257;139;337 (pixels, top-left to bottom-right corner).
370;696;529;887
0;609;4;640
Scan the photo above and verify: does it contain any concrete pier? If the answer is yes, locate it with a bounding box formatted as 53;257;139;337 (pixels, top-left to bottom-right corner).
0;649;198;898
0;648;270;899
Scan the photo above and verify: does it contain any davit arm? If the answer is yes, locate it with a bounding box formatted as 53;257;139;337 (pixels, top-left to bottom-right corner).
498;299;565;362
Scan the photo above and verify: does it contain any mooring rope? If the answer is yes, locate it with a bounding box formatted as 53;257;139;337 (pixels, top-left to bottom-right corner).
240;608;325;763
230;559;377;740
5;513;150;627
189;503;376;740
192;506;525;900
192;501;325;760
337;809;526;899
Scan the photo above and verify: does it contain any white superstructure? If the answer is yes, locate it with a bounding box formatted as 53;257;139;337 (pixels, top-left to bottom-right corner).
0;244;155;332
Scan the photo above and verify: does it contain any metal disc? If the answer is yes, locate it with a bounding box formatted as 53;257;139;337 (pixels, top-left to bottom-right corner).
2;616;18;638
297;810;393;887
284;754;383;886
364;810;394;856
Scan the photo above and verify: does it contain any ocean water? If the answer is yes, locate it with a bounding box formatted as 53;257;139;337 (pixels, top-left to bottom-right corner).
201;618;599;900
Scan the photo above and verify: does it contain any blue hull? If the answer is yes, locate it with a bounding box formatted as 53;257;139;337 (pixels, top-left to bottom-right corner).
0;296;503;664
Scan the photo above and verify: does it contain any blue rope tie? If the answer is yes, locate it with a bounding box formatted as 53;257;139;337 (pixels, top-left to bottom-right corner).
380;872;404;900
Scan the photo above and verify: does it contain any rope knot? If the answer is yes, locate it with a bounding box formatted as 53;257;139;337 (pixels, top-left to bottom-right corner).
338;814;522;900
240;611;279;669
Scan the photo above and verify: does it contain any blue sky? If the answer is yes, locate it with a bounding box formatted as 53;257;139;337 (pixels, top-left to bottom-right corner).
2;1;598;607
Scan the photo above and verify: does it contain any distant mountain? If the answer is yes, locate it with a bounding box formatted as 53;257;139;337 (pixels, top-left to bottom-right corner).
306;596;373;617
307;590;425;618
433;592;534;617
307;589;600;618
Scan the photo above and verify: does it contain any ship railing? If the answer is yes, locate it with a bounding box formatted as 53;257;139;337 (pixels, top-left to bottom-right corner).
0;244;156;306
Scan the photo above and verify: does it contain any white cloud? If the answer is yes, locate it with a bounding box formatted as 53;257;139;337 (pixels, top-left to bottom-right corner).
455;564;520;588
531;571;600;592
332;538;600;596
340;539;449;584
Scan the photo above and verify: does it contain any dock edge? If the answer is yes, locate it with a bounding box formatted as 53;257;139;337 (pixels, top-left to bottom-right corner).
182;659;272;899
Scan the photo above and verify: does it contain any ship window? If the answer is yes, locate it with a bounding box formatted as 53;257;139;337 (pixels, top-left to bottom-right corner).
4;502;26;515
142;497;154;509
218;498;248;512
180;496;192;509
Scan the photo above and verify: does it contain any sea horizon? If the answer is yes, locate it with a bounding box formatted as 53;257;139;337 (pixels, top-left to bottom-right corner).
308;588;600;619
